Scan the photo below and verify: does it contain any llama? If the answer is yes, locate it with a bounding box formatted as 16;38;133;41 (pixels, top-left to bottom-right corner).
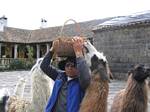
111;64;150;112
13;77;26;98
1;58;54;112
30;58;54;112
79;41;113;112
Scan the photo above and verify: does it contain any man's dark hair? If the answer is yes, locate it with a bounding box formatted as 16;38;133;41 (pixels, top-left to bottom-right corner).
65;56;76;65
58;57;76;70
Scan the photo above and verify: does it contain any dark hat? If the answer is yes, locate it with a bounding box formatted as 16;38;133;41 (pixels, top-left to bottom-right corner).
58;60;66;70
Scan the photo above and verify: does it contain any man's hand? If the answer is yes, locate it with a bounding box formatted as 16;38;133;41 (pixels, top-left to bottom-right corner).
50;39;59;52
72;36;84;58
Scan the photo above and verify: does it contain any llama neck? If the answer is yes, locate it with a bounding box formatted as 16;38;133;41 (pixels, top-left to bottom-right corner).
31;67;53;112
121;76;148;112
13;78;26;98
90;75;109;112
79;74;109;112
95;80;109;112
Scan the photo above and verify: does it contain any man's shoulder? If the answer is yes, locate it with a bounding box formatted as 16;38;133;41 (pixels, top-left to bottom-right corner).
56;72;66;80
76;57;86;63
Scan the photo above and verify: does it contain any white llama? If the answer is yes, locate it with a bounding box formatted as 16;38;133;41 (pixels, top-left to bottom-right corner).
0;58;54;112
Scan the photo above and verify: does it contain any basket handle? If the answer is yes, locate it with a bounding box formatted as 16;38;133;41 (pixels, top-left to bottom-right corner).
60;19;82;37
52;19;83;59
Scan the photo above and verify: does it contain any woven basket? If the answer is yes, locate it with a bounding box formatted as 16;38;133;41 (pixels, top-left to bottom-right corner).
55;37;75;57
54;19;82;57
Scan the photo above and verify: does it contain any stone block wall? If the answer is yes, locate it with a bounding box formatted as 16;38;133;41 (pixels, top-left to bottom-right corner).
93;26;150;80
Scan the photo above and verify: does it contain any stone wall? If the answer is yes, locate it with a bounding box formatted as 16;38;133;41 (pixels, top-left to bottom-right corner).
93;25;150;80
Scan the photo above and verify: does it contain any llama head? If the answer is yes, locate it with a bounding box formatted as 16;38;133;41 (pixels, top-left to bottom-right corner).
83;40;107;67
128;64;150;82
90;54;110;81
83;40;113;81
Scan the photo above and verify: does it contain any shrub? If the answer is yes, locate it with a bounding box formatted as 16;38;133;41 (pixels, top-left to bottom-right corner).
9;59;25;70
25;60;36;69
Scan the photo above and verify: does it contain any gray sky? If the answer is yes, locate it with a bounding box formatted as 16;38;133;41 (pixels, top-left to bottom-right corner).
0;0;150;29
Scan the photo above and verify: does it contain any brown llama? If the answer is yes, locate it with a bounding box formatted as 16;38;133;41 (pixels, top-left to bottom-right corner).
79;41;113;112
111;64;150;112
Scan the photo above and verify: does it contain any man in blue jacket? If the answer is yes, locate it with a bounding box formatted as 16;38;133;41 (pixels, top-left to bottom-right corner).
40;37;91;112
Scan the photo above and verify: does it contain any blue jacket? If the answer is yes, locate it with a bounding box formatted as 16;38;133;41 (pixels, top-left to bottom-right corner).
45;73;85;112
40;51;91;112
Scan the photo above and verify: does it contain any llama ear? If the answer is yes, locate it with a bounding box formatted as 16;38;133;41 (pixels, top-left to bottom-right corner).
146;68;150;77
127;64;134;76
84;41;97;52
127;69;134;76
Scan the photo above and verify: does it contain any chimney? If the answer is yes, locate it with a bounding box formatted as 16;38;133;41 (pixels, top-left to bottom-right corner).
0;15;7;31
40;18;47;28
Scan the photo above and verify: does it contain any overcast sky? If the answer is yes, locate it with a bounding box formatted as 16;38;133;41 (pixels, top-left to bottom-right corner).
0;0;150;30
